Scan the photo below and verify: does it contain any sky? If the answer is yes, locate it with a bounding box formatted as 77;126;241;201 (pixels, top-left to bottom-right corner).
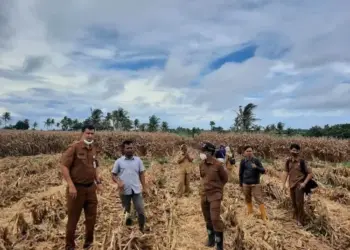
1;0;350;130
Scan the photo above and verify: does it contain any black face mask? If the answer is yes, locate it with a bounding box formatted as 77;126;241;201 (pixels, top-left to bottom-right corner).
291;152;299;157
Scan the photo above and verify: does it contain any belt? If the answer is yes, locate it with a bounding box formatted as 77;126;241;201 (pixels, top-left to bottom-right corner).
74;182;94;188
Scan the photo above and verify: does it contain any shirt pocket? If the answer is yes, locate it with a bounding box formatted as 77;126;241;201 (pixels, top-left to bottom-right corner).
76;152;88;164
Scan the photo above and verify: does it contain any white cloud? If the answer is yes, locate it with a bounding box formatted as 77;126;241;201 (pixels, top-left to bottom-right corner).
270;82;300;94
1;0;350;129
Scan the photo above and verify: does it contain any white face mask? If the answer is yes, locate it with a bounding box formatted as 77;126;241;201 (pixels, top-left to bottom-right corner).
199;153;207;160
84;139;94;145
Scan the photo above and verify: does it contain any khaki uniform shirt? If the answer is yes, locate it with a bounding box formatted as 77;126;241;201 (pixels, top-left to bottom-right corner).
286;157;312;189
60;141;101;184
199;158;228;202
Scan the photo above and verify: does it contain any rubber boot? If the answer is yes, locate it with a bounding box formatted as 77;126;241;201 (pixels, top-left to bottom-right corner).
259;204;268;221
247;203;253;215
205;225;215;247
215;231;224;250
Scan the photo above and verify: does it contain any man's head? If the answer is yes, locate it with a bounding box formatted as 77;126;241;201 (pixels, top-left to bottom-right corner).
122;140;134;157
290;143;301;157
243;145;253;158
81;124;95;144
200;142;216;160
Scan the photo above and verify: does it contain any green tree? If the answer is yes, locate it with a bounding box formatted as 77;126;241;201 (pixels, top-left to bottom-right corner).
233;103;260;131
32;121;38;130
277;122;285;134
14;120;30;130
2;112;11;127
134;119;140;130
161;121;169;132
148;115;160;132
209;121;215;131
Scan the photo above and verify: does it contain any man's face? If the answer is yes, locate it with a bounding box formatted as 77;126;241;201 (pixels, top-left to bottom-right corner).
124;143;134;157
82;128;94;142
244;147;253;157
181;146;187;153
290;148;299;156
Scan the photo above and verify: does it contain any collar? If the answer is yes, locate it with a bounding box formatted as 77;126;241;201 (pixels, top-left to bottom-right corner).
80;141;92;150
123;155;135;160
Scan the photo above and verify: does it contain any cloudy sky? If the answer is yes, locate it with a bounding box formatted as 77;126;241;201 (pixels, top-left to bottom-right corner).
1;0;350;129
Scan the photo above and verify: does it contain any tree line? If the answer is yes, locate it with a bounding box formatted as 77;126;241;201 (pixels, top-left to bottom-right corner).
1;104;350;139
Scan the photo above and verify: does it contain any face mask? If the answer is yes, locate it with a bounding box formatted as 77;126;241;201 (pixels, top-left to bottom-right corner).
199;153;207;160
291;152;298;157
84;139;94;145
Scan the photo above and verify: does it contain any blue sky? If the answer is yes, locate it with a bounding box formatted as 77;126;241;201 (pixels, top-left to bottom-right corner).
1;0;350;130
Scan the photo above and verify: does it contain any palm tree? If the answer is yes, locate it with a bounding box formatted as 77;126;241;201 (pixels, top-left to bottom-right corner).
32;121;38;130
209;121;215;131
2;112;11;127
148;115;160;132
111;108;128;131
134;119;140;130
233;103;260;131
277;122;285;134
90;108;104;128
161;121;169;132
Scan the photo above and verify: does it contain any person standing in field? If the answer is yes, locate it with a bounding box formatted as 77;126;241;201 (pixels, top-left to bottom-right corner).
282;143;315;226
60;124;102;250
176;144;193;197
239;146;268;221
199;142;228;250
111;140;148;233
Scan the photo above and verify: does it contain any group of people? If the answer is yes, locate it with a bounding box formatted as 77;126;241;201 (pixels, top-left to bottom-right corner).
60;124;316;250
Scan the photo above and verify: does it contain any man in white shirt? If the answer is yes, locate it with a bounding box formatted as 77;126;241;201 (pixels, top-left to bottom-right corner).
111;140;148;233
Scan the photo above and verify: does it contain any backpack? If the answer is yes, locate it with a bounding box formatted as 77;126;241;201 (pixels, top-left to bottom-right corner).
286;158;318;194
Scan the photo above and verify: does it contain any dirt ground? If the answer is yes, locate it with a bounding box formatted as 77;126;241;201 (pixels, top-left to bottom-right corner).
0;149;350;249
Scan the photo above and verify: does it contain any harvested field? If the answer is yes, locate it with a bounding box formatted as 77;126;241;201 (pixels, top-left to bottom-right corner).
1;131;350;250
1;131;350;162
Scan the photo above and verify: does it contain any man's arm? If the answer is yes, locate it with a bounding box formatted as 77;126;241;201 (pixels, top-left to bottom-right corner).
239;160;244;187
60;146;75;188
282;160;290;188
111;160;122;184
255;159;266;174
138;158;147;189
218;163;228;184
302;161;313;185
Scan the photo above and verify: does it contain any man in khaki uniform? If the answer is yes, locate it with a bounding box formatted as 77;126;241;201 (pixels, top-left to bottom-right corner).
60;124;102;250
282;143;314;226
176;144;193;197
199;142;228;250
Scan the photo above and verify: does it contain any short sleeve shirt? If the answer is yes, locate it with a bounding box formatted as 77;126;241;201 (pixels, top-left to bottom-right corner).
111;156;145;195
60;141;100;184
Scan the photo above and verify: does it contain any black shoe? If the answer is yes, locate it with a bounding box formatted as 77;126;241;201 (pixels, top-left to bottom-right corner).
205;226;215;247
125;217;133;226
138;214;146;233
215;231;224;250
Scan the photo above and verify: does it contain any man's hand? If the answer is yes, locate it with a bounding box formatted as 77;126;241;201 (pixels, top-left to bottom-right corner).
299;182;306;189
142;186;149;196
117;180;124;190
68;184;77;199
96;184;103;194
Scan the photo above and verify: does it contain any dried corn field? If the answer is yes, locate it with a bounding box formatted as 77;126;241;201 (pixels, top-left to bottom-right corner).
0;131;350;250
